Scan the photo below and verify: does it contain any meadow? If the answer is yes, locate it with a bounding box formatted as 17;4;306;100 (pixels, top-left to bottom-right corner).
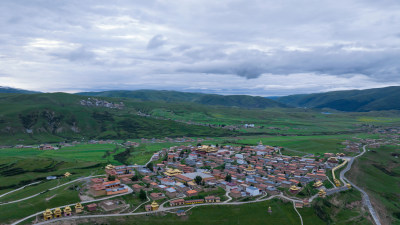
347;145;400;225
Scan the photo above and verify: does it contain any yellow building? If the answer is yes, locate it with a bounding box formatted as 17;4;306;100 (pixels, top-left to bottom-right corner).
289;185;300;193
244;165;256;175
151;201;159;211
313;180;323;188
53;208;62;218
43;209;53;221
318;189;326;198
64;206;72;216
197;145;218;153
64;172;71;177
164;168;183;177
346;183;352;189
105;164;115;170
75;203;84;213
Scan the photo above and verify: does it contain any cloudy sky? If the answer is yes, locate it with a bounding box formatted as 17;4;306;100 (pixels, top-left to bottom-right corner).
1;0;400;96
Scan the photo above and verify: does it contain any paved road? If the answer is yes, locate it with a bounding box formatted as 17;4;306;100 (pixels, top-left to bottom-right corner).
11;186;133;225
340;145;381;225
0;175;103;206
0;181;42;199
32;193;304;225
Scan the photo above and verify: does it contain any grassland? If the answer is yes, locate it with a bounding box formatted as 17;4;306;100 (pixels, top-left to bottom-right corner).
78;199;325;225
347;145;400;225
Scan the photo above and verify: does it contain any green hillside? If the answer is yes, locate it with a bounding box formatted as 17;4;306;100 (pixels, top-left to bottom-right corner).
277;86;400;112
0;93;234;145
77;90;287;109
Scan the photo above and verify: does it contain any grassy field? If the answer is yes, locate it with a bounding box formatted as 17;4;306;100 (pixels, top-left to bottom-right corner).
347;145;400;225
77;199;325;225
0;181;82;224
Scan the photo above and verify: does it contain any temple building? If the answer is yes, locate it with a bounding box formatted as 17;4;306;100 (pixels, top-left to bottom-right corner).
106;165;135;179
196;145;218;154
313;180;323;188
244;165;256;175
90;179;129;196
318;189;327;198
75;203;84;213
43;209;53;221
145;201;160;211
289;185;300;194
164;168;183;177
53;208;62;218
63;206;72;216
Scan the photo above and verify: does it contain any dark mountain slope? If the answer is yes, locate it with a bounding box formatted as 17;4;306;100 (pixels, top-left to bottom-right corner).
277;86;400;112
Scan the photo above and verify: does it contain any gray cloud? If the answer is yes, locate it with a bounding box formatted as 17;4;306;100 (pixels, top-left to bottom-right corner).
147;35;167;50
0;0;400;94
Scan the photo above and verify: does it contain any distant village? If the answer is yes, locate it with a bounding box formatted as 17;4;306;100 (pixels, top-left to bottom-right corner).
79;98;124;109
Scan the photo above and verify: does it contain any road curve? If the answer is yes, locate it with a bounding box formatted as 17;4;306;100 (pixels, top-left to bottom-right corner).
10;186;133;225
340;145;381;225
0;175;103;206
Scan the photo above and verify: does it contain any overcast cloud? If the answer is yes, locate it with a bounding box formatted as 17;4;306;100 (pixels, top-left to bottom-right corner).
0;0;400;96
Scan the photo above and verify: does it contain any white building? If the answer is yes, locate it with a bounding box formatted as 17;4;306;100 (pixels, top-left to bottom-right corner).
246;186;260;196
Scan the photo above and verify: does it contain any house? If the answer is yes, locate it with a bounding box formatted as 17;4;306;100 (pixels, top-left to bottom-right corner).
150;192;166;200
246;186;260;196
204;196;221;203
90;179;129;196
230;189;242;198
170;199;185;206
186;190;198;197
166;187;177;198
160;178;176;186
87;203;97;211
132;184;144;192
185;199;204;204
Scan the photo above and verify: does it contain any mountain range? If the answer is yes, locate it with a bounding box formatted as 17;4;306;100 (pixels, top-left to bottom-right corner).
1;86;400;112
276;86;400;112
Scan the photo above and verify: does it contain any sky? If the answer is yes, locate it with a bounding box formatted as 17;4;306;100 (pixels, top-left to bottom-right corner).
1;0;400;96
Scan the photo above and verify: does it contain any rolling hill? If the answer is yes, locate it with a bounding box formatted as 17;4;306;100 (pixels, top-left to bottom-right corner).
77;90;287;109
0;93;234;145
276;86;400;112
0;86;40;94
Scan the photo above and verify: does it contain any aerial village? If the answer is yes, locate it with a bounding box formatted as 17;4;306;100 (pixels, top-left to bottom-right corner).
38;141;354;222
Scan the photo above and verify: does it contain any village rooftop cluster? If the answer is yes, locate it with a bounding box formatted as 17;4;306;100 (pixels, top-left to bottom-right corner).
38;141;354;222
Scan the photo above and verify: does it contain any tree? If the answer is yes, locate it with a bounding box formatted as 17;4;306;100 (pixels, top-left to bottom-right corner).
131;175;139;181
139;189;146;201
225;174;232;182
194;176;203;185
146;162;153;172
108;175;116;181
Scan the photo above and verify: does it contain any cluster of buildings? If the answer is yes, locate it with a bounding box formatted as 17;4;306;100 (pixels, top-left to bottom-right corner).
140;137;213;144
123;141;333;208
89;165;133;196
43;203;85;221
79;98;124;109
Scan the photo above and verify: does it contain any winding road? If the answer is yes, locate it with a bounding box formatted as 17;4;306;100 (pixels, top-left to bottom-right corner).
340;145;381;225
5;145;381;225
0;175;103;206
32;193;304;225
